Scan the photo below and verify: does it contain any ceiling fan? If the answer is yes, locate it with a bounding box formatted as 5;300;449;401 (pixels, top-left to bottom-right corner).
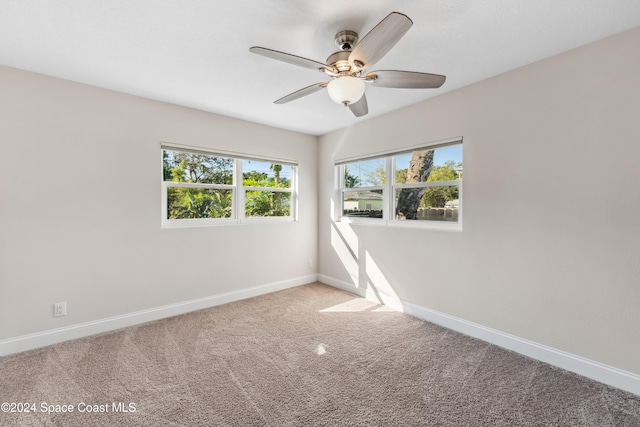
249;12;446;118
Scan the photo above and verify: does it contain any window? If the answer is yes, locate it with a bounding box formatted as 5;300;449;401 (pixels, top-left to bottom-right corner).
243;160;293;218
337;139;462;229
162;145;297;227
342;157;386;219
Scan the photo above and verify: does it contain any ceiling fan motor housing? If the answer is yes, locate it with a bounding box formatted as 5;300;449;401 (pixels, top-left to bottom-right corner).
326;50;352;73
335;30;358;51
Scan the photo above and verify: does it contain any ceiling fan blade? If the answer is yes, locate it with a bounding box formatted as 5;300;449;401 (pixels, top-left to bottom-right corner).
274;82;328;104
349;12;413;70
367;70;446;88
348;94;368;117
250;47;333;73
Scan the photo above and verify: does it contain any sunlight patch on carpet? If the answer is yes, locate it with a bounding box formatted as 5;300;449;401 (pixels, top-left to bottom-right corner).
319;298;379;312
315;343;327;356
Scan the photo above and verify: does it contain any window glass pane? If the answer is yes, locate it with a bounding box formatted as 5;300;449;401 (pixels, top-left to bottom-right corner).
395;186;459;222
245;190;291;217
395;145;463;184
344;158;386;187
167;187;232;219
243;160;292;188
343;190;383;218
163;150;233;184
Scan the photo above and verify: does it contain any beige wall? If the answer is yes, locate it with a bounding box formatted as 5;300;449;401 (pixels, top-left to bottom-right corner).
318;27;640;375
0;66;318;340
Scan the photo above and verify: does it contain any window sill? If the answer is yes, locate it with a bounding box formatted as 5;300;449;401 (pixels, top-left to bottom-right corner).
161;217;297;229
338;216;462;232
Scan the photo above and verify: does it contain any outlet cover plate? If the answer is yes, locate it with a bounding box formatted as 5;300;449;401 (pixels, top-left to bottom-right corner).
54;302;67;317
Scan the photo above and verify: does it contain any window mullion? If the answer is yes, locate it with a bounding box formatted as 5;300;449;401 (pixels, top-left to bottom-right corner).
337;165;344;220
291;165;297;220
161;182;168;224
385;157;392;221
236;159;244;220
245;186;292;193
342;185;384;192
165;182;234;190
394;180;461;189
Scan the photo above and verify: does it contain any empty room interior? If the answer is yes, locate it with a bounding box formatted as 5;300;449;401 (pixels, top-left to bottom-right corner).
1;1;640;425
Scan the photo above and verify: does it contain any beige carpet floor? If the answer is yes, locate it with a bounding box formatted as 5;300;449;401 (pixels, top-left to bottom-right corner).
1;282;639;426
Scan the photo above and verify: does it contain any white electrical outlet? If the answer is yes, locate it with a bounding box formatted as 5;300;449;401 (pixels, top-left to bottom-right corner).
308;259;313;269
53;302;67;317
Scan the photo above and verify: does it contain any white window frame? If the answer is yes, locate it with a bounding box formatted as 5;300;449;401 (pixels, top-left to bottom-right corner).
161;143;298;228
336;137;462;231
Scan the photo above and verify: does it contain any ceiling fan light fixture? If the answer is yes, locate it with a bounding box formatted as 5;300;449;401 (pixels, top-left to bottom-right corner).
250;12;444;117
327;76;365;106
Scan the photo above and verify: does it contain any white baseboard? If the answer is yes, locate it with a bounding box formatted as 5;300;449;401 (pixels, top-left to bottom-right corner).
318;274;640;397
0;274;319;357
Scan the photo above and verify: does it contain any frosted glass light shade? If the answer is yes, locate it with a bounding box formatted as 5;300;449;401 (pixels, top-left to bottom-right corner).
327;76;365;105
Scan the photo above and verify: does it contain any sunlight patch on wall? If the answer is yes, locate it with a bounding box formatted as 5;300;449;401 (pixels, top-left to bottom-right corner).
365;250;399;300
330;223;359;285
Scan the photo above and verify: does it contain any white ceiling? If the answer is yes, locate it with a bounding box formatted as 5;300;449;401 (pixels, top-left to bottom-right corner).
1;1;639;136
